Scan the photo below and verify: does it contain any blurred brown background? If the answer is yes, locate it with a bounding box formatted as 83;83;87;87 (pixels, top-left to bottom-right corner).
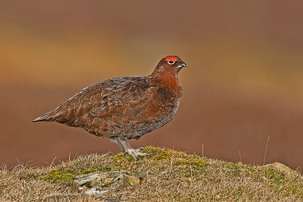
1;1;303;170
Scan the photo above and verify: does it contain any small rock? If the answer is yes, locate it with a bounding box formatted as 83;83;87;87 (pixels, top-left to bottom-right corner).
74;170;140;196
75;173;101;186
123;175;140;186
85;187;108;196
264;162;295;175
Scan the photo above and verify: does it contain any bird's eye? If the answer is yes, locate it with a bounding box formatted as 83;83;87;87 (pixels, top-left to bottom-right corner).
167;60;175;65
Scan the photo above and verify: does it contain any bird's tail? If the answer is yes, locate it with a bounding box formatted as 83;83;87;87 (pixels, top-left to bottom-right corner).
32;105;72;124
32;111;53;122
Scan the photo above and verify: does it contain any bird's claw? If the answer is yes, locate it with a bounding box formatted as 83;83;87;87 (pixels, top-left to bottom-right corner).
125;147;154;160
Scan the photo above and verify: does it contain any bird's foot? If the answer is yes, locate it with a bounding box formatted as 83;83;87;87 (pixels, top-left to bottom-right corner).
125;147;154;160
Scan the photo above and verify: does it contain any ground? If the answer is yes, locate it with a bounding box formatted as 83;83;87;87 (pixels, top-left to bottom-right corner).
1;147;303;201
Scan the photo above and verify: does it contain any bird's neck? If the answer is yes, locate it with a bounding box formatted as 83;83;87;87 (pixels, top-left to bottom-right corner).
150;71;182;97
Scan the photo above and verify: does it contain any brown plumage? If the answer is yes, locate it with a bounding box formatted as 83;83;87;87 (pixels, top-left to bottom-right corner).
33;56;186;159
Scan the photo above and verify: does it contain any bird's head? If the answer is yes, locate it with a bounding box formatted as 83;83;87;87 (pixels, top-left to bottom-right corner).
152;56;187;76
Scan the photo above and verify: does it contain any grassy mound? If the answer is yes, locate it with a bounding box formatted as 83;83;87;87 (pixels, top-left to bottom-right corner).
1;147;302;201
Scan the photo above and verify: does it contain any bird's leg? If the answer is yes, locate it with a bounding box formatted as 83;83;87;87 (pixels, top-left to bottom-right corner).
112;138;153;160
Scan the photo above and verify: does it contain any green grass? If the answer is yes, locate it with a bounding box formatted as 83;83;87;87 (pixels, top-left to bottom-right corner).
0;146;302;201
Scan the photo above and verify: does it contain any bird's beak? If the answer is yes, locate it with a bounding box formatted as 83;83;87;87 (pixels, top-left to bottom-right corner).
177;62;187;70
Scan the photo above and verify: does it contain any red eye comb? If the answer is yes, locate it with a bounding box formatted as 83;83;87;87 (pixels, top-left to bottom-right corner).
165;56;178;62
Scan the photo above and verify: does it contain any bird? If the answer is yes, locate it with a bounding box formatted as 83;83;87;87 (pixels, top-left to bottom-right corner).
33;56;187;159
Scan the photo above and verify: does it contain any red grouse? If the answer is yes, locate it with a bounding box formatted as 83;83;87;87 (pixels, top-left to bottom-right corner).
33;56;186;159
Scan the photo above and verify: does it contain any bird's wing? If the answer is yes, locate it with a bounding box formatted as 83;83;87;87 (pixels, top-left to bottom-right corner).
44;77;156;125
86;77;158;121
